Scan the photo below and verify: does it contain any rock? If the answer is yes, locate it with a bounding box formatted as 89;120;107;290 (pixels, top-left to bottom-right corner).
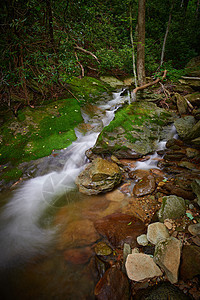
94;242;113;256
188;223;200;236
186;147;200;158
147;222;170;245
175;93;188;115
100;76;124;87
92;101;173;158
180;245;200;280
174;116;196;140
125;253;162;281
57;219;99;250
94;266;130;300
191;179;200;206
63;247;93;264
157;195;186;222
185;92;200;106
154;237;182;284
129;169;151;180
185;56;200;77
188;120;200;141
158;178;195;200
94;213;146;249
166;138;184;149
123;243;132;264
76;157;122;195
106;189;125;202
137;234;149;246
134;282;190;300
132;175;156;197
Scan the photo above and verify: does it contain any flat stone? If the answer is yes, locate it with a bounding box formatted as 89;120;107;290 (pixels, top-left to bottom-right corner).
132;175;156;197
94;213;146;249
147;222;170;245
125;253;162;281
188;223;200;236
94;266;129;300
154;237;182;284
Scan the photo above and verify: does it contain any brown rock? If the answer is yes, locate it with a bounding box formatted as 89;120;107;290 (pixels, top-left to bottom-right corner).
132;175;156;197
128;169;151;180
94;213;146;249
180;245;200;280
94;266;129;300
57;219;100;250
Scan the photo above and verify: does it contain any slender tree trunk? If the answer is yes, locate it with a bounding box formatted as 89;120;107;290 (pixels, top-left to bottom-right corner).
137;0;146;86
160;2;173;68
130;5;137;87
46;0;55;49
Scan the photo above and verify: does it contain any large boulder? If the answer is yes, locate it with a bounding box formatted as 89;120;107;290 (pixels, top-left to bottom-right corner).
76;157;122;195
174;116;196;140
185;56;200;77
125;253;162;281
154;237;182;284
157;195;186;222
91;101;173;158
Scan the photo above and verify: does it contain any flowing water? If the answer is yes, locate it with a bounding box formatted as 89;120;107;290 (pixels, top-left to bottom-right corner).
0;91;176;299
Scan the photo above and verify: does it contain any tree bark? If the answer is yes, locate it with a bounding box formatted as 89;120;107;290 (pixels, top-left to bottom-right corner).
130;4;137;87
137;0;146;86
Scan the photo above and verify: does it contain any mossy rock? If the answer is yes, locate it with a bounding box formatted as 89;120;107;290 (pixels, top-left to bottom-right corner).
92;101;173;158
157;195;186;222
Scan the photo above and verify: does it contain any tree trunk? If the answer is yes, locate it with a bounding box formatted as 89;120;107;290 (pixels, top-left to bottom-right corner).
130;4;137;87
137;0;146;86
160;2;174;68
46;0;55;49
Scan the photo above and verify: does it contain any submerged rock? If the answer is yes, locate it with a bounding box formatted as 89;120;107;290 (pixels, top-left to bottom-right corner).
157;195;186;222
94;213;146;249
125;253;162;281
76;157;122;195
94;266;130;300
132;174;156;197
154;237;182;284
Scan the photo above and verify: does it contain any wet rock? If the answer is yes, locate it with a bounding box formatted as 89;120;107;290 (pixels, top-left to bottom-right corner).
174;116;196;140
157;195;186;222
94;265;130;300
123;243;132;265
105;189;125;202
188;223;200;236
158;178;195;200
57;219;99;250
76;157;122;195
129;169;151;180
137;234;149;246
92;101;173;158
180;245;200;280
175;93;188;115
154;237;182;284
132;175;156;197
63;247;93;264
94;213;146;249
147;222;170;245
94;242;113;256
125;253;162;281
186;147;200;159
134;282;191;300
166;138;184;149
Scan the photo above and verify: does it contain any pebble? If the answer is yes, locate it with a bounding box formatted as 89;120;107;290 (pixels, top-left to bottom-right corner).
188;223;200;236
137;234;149;246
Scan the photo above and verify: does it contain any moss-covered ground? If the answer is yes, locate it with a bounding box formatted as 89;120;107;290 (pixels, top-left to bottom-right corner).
0;77;112;183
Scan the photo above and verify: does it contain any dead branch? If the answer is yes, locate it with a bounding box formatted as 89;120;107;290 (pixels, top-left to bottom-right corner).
74;45;100;64
59;81;80;102
132;70;167;101
75;51;85;77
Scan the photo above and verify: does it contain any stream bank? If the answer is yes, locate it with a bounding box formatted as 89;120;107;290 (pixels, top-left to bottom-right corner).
0;75;200;299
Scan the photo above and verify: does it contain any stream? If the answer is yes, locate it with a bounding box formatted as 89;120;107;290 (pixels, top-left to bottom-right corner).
0;90;177;299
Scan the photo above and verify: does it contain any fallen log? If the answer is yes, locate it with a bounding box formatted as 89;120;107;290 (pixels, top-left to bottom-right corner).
131;70;167;101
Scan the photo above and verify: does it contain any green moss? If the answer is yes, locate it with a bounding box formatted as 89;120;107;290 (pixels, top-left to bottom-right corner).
1;168;23;182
